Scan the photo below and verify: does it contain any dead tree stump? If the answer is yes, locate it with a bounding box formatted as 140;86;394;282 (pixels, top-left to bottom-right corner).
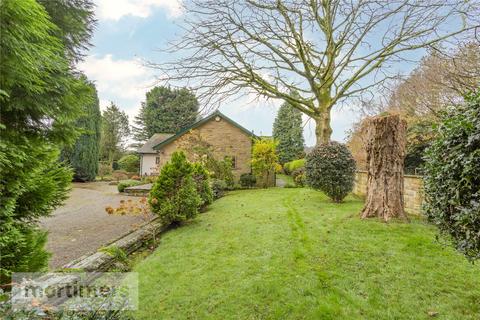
361;114;408;221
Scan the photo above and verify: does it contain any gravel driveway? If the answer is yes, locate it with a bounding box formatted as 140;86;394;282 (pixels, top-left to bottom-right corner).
40;182;150;269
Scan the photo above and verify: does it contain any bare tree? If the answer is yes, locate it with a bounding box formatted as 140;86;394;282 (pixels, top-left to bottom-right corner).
152;0;479;146
388;42;480;120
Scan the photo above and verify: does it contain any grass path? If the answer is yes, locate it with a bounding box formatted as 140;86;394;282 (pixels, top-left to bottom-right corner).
132;188;480;319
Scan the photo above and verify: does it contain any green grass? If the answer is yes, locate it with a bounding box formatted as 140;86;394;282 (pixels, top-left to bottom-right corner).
131;188;480;319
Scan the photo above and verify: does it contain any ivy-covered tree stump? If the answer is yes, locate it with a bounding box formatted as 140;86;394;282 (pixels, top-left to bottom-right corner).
361;114;408;221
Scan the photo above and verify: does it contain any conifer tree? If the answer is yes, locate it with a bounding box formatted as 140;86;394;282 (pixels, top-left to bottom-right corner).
133;86;199;142
100;103;130;162
273;101;305;164
0;0;95;283
62;78;101;181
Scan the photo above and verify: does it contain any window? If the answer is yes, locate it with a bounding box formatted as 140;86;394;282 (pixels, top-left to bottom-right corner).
155;156;160;165
225;155;236;169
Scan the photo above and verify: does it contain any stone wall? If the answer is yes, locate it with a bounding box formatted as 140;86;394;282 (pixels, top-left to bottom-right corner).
353;171;424;215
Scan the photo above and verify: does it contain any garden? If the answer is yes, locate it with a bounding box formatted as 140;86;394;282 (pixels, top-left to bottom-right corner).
132;188;480;319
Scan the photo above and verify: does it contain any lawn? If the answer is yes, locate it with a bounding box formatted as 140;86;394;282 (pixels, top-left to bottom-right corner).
132;188;480;319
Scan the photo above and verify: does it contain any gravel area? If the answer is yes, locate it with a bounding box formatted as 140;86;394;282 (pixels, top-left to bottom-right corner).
40;182;151;269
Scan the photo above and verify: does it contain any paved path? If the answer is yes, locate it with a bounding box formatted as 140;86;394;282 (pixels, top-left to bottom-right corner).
40;182;150;269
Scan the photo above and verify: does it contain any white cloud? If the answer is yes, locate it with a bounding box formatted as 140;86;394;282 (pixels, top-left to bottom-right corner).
95;0;183;21
78;54;156;119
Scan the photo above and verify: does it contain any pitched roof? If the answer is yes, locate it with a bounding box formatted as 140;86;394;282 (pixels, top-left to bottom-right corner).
152;111;256;151
137;133;174;154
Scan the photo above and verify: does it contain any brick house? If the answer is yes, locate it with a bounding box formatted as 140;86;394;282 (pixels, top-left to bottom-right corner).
138;111;255;179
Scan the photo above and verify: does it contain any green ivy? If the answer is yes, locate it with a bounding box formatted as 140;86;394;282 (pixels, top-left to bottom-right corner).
423;91;480;261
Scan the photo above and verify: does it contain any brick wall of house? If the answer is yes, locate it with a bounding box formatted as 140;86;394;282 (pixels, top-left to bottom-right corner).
353;171;424;215
157;116;253;180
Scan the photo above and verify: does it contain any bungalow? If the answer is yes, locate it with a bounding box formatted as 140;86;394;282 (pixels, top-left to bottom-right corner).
138;111;255;179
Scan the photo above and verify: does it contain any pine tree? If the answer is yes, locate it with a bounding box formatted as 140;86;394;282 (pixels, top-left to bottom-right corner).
62;77;101;181
273;101;305;164
132;86;199;142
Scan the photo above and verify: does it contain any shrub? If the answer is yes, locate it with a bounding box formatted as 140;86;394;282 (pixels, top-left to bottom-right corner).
112;170;129;181
233;183;242;190
284;158;305;175
117;179;144;192
292;167;306;187
423;92;480;261
240;173;257;188
252;139;278;188
204;157;235;188
192;162;214;208
284;183;299;188
112;160;120;170
118;154;140;173
142;175;157;184
211;179;228;199
148;152;201;225
98;162;113;180
305;142;356;202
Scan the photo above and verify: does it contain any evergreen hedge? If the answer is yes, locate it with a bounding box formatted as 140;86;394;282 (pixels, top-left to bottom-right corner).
423;92;480;261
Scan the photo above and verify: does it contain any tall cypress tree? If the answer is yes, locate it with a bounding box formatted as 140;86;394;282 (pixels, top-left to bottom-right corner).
0;0;94;283
273;101;305;164
62;77;101;181
132;86;199;142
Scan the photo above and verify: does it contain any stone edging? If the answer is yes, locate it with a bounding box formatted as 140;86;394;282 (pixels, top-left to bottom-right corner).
61;219;166;271
13;219;167;308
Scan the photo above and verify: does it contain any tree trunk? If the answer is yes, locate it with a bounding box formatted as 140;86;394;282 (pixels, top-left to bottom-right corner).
361;114;408;221
314;110;332;145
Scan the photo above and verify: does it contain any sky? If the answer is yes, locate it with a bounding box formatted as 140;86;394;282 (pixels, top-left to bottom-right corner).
78;0;423;146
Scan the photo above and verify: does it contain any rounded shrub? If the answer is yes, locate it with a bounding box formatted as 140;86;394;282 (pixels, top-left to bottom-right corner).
423;92;480;261
112;170;129;182
305;142;356;202
192;162;213;209
240;173;257;188
148;152;201;225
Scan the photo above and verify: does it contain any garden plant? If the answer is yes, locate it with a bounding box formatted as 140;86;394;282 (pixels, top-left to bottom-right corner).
305;142;356;202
